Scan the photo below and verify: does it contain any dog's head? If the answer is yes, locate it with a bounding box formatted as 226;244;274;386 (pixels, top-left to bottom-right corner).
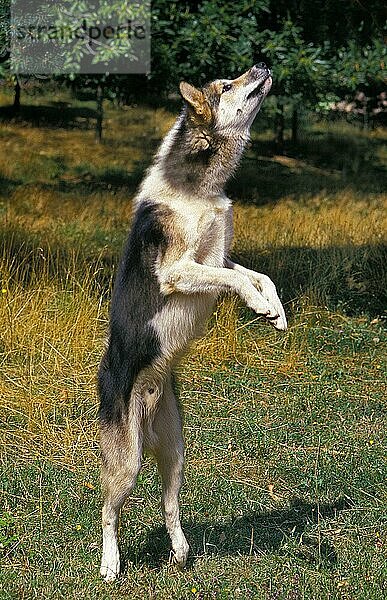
180;63;272;135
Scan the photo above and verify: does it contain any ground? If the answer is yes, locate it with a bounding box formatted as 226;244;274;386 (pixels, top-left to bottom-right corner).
0;88;386;599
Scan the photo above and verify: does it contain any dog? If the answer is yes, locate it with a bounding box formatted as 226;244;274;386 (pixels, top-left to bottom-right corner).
98;63;287;581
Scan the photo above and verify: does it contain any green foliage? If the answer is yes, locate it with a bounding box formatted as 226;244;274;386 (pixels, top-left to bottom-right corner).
262;19;330;103
335;37;386;93
0;0;10;80
151;0;269;88
167;1;263;83
54;0;150;73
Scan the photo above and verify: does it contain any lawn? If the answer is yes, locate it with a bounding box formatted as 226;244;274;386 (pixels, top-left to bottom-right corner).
0;88;386;599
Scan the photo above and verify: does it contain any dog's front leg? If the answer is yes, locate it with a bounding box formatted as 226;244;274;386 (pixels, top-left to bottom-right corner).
158;259;281;323
224;259;287;330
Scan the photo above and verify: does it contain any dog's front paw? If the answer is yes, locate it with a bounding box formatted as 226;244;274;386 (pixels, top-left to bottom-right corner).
266;310;287;331
245;289;272;317
252;275;287;331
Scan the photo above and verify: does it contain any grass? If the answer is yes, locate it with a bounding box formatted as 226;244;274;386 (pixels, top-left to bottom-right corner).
0;86;386;599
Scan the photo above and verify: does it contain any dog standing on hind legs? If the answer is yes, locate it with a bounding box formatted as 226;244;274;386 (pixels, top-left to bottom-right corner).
98;63;287;581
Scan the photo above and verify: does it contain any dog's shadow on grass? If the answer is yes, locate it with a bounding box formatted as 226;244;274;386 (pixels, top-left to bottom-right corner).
122;496;351;572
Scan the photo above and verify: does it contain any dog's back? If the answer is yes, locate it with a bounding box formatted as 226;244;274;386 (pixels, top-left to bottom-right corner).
98;201;167;425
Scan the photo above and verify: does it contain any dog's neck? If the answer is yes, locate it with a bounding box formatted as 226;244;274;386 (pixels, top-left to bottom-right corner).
157;112;249;197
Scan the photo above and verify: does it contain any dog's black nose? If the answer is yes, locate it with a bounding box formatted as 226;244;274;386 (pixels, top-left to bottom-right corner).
255;62;267;70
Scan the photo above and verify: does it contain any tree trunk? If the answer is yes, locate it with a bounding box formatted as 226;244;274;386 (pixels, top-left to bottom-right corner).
275;101;284;151
291;105;298;144
95;83;104;142
363;96;369;130
13;79;21;111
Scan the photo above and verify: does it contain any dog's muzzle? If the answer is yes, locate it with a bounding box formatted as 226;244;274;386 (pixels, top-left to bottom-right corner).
247;64;272;99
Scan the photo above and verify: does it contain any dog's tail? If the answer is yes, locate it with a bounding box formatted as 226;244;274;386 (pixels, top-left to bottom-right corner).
98;320;164;425
98;342;137;425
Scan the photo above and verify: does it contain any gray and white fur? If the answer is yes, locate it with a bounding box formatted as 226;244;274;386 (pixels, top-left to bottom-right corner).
98;63;287;581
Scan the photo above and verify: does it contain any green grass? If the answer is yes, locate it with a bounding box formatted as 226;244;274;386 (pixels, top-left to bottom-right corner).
1;334;386;599
0;86;386;599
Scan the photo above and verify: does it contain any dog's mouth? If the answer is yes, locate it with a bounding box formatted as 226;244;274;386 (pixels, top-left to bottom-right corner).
247;74;271;100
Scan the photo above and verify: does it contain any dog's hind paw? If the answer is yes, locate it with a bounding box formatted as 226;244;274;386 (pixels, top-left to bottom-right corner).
100;562;119;582
100;548;120;582
169;539;189;569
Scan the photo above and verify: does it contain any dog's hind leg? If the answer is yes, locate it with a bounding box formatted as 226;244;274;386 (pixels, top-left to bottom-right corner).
100;404;142;582
150;375;189;567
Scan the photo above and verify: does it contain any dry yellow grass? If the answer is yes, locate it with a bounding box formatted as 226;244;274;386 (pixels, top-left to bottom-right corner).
0;270;102;468
0;90;386;472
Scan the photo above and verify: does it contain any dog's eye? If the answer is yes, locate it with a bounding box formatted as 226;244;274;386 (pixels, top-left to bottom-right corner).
222;83;232;93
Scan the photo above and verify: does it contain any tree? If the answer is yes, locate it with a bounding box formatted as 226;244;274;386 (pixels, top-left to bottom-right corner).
334;37;386;128
6;0;150;139
66;73;124;141
260;19;330;146
1;0;384;142
0;0;20;110
150;0;270;90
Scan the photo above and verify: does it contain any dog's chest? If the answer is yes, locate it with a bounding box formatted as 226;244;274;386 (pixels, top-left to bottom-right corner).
193;205;228;267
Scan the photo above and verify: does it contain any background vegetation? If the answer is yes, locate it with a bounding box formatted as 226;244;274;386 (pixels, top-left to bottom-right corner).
0;1;386;599
0;0;385;141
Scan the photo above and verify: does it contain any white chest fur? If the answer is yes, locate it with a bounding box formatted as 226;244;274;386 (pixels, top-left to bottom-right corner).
170;195;231;268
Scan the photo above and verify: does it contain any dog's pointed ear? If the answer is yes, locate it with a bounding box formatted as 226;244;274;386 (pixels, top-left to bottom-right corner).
179;81;206;114
179;82;212;124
